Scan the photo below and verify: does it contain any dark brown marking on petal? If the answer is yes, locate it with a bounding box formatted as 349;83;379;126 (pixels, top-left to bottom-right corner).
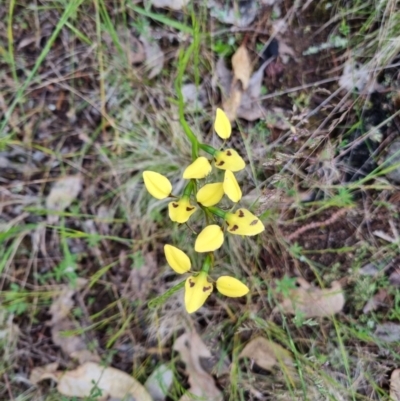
189;279;195;288
216;161;225;166
186;206;195;211
172;203;179;208
203;286;212;292
238;210;245;217
250;219;258;226
230;225;239;232
226;150;232;156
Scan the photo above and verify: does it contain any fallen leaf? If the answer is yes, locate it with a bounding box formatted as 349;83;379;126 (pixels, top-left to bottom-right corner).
140;34;165;79
151;0;190;10
273;278;345;318
391;369;400;401
173;331;222;401
390;268;400;287
208;0;258;27
216;57;290;125
375;323;400;342
239;337;293;372
49;279;100;364
145;364;174;401
46;175;83;224
362;288;389;313
232;44;252;90
339;59;380;93
32;362;152;401
29;363;59;385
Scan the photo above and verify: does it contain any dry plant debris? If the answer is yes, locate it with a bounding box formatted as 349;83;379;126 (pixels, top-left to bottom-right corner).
140;33;165;79
48;278;100;364
31;362;152;401
173;330;223;401
151;0;190;10
239;336;293;372
391;369;400;401
273;278;345;318
46;175;83;224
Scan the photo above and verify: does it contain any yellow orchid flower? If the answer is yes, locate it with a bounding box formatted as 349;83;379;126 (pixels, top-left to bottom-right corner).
143;171;172;199
168;197;197;223
196;183;224;207
195;224;224;252
183;157;212;179
214;149;245;172
223;170;242;202
225;208;264;236
185;272;213;313
164;244;191;274
216;276;249;297
214;108;231;139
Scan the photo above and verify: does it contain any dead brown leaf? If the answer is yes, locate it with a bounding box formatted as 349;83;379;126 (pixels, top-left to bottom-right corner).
46;175;83;224
239;336;293;372
49;279;100;364
231;44;252;90
151;0;190;10
31;362;152;401
173;331;223;401
140;34;165;79
362;288;389;313
273;278;345;318
29;363;59;385
391;369;400;401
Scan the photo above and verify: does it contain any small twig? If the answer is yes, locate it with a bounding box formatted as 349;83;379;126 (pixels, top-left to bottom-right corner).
286;208;350;241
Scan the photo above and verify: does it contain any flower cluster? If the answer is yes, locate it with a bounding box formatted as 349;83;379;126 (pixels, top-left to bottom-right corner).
143;108;264;313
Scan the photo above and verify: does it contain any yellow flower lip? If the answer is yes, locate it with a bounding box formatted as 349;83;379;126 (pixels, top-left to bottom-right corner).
143;171;172;199
164;244;191;274
223;170;242;202
225;208;264;236
196;182;224;207
185;272;213;313
168;197;197;223
214;108;231;139
216;276;249;297
183;157;212;179
195;225;224;252
214;149;245;172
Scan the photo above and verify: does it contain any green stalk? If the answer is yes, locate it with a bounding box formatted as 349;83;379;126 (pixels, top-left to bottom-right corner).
199;143;217;156
201;253;213;274
175;43;199;160
207;206;227;219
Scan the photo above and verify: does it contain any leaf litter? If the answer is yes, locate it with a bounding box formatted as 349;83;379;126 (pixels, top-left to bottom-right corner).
273;278;345;318
173;330;223;401
239;336;294;373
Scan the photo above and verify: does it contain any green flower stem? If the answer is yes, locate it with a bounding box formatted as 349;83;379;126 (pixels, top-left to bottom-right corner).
201;253;213;274
199;143;217;156
183;180;195;197
175;43;199;160
207;206;227;219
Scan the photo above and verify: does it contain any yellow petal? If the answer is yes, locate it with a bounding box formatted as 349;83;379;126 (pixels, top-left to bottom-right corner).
183;157;212;179
194;225;224;252
216;276;249;297
196;183;224;207
223;170;242;202
225;208;264;236
214;108;231;139
168;198;197;223
164;244;191;274
185;272;213;313
143;171;172;199
214;149;245;172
